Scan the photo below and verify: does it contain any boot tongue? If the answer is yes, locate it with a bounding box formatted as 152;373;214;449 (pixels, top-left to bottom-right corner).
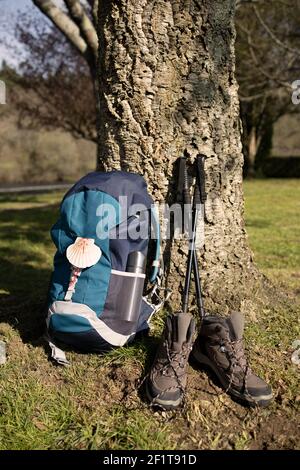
171;313;192;352
226;311;244;341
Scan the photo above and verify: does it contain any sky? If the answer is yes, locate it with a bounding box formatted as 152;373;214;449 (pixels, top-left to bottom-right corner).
0;0;88;68
0;0;45;67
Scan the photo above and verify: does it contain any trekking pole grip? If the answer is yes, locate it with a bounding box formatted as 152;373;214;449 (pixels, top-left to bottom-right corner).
196;154;207;204
183;162;191;206
176;156;187;204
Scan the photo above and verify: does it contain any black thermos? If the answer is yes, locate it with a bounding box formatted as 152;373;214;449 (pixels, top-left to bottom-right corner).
123;251;146;322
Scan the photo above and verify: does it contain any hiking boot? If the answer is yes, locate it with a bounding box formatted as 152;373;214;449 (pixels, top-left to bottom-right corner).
191;311;273;407
146;312;195;410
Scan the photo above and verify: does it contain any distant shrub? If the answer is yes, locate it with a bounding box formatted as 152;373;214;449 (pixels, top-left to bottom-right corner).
262;157;300;178
0;117;96;184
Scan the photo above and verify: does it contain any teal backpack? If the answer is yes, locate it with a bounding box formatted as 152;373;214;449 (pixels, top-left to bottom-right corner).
46;171;168;365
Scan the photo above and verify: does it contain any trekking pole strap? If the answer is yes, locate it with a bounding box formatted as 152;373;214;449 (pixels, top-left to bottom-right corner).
193;182;201;209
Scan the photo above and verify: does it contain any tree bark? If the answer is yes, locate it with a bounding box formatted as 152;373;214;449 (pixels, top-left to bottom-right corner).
97;0;259;310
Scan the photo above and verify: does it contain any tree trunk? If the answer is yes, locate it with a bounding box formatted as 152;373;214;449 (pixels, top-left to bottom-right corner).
255;122;273;174
247;126;260;178
96;0;260;311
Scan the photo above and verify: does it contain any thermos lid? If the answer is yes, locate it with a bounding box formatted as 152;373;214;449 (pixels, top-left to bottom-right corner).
126;251;146;273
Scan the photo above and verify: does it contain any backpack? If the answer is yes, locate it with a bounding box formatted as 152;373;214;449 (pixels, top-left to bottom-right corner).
46;171;166;365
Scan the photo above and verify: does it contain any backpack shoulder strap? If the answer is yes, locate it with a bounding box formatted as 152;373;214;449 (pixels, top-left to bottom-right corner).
146;205;172;312
149;205;161;284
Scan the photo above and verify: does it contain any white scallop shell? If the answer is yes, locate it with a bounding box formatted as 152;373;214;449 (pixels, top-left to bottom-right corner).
66;237;101;269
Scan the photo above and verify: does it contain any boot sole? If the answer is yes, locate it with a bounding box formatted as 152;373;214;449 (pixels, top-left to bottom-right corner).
145;381;183;410
191;349;273;407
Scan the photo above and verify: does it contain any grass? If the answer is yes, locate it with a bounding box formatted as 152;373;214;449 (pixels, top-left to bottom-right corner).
0;180;299;450
244;179;300;292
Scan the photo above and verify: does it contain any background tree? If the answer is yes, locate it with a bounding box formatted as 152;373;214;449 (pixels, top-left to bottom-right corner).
236;0;300;176
14;14;96;142
32;0;98;76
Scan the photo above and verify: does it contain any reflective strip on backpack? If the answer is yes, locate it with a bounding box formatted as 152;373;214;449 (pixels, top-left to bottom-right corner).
111;269;145;279
48;301;135;347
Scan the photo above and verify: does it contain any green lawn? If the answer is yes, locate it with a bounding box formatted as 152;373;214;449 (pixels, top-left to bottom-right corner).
244;179;300;292
0;180;299;450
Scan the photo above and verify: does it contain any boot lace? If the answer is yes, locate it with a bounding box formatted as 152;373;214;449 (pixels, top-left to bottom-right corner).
150;340;191;406
154;340;189;379
221;338;252;394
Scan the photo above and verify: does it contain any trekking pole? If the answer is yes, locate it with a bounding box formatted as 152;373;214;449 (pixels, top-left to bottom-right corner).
177;156;206;318
182;160;203;315
193;154;207;318
176;156;191;314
